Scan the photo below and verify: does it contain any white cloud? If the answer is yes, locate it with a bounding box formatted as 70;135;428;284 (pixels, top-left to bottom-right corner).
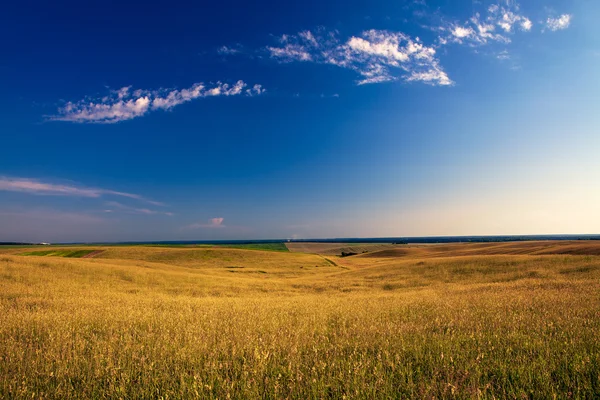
440;2;533;46
246;84;266;96
151;83;206;110
50;80;264;124
267;44;313;61
452;26;475;39
347;35;410;62
104;201;173;216
0;176;164;206
426;2;572;73
546;14;572;31
210;217;224;227
406;65;452;85
218;45;241;55
496;50;511;60
185;217;226;229
222;1;570;89
496;11;530;32
298;30;319;47
55;96;151;124
267;29;452;86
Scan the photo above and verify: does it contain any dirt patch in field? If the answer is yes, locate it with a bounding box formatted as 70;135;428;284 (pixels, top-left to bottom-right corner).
359;248;415;258
81;250;105;258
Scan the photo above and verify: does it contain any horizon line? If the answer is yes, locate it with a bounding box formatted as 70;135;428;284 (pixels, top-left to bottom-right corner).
5;233;600;246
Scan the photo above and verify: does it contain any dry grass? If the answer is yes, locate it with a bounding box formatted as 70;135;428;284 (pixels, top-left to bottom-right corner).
1;243;599;398
285;242;398;256
357;240;600;259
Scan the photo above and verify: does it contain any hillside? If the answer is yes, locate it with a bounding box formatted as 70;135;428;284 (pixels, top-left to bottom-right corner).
1;242;599;398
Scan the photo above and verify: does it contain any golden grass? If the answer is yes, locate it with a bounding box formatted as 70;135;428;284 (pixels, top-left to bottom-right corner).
1;243;599;398
285;242;397;256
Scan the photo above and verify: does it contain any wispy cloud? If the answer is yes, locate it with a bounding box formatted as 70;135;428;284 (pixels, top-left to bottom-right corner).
496;50;511;60
104;201;173;216
546;14;572;31
250;2;571;87
218;45;242;55
49;80;265;124
0;176;164;206
185;217;226;229
438;2;532;47
267;44;313;62
267;28;452;86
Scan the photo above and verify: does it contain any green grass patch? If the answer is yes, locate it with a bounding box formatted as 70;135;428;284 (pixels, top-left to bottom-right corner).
20;249;97;258
321;256;338;266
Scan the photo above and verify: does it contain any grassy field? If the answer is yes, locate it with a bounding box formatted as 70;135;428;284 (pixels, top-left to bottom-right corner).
145;243;289;252
285;242;397;255
217;243;289;252
1;242;599;398
19;249;99;258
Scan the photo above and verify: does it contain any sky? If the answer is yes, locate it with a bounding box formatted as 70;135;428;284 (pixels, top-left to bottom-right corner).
1;0;599;242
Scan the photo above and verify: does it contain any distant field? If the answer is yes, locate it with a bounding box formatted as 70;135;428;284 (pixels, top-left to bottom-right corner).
1;241;599;398
147;242;289;252
19;249;99;258
357;240;600;258
285;242;398;255
216;242;289;252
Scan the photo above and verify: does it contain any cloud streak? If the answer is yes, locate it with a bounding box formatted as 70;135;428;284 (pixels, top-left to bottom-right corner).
0;176;164;206
104;201;173;216
49;80;265;124
267;28;452;86
185;217;226;229
438;3;532;47
218;45;242;55
217;1;572;88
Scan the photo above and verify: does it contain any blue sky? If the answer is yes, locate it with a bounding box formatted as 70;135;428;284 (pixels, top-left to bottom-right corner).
1;0;598;242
